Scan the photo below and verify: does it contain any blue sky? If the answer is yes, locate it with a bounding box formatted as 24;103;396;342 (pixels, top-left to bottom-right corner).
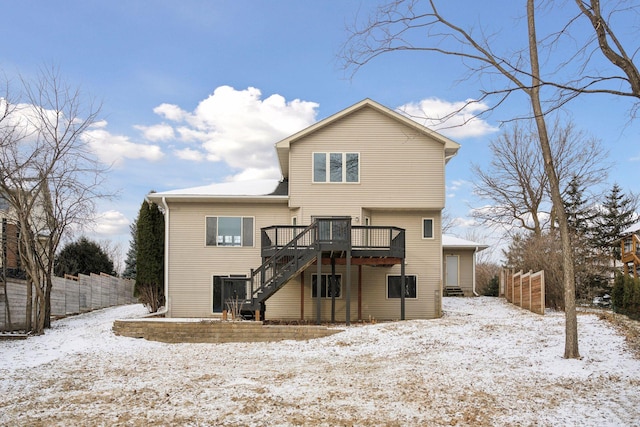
1;1;638;267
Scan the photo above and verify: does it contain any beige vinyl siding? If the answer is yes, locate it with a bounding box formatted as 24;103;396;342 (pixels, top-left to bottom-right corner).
289;107;446;217
265;209;443;321
363;210;442;319
166;201;290;318
443;249;475;297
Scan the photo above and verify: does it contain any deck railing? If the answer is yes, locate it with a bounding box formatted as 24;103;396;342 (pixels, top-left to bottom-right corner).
261;223;405;256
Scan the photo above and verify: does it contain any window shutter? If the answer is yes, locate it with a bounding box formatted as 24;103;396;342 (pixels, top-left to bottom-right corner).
206;217;217;246
242;217;254;247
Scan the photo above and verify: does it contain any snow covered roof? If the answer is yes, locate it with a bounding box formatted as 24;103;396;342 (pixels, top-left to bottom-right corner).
622;221;640;236
442;234;489;251
148;179;287;201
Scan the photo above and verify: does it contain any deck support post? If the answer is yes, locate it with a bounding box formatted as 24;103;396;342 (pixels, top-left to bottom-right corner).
316;251;322;325
358;265;362;321
400;256;406;321
300;272;305;321
346;247;351;326
331;255;336;323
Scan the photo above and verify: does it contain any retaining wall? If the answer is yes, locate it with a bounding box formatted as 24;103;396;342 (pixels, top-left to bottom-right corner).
112;319;343;343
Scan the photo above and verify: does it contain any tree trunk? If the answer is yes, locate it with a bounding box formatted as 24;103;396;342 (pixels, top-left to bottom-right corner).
527;0;579;358
44;275;53;328
3;277;12;331
26;277;32;332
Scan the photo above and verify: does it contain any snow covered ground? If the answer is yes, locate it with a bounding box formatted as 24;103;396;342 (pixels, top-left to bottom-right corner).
1;297;639;426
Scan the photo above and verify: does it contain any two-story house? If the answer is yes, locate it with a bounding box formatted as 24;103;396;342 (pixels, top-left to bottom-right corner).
148;98;472;323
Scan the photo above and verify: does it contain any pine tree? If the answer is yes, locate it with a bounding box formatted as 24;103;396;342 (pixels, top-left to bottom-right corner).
593;184;638;260
54;237;115;277
564;175;596;240
135;198;165;312
122;217;137;279
563;175;607;299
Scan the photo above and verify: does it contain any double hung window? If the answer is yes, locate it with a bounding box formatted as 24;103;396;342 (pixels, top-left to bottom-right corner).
206;216;254;247
313;152;359;183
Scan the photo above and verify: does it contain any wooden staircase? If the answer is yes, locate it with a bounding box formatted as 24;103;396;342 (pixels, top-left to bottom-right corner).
245;222;320;312
443;286;465;297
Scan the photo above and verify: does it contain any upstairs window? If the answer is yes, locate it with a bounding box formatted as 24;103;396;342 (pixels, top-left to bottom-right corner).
313;152;359;183
206;216;254;247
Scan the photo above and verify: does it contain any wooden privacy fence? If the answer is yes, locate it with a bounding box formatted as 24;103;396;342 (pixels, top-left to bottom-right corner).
0;273;136;331
500;269;545;315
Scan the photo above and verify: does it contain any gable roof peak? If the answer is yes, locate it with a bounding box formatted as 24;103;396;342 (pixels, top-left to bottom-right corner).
275;98;461;178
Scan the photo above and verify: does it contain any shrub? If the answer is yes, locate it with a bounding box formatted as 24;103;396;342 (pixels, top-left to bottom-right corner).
483;275;499;297
612;273;640;320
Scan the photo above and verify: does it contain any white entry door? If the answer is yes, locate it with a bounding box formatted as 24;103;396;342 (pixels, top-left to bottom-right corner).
446;255;459;287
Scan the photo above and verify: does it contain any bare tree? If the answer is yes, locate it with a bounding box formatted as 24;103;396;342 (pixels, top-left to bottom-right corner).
473;119;609;236
0;66;110;334
473;123;548;236
572;1;640;104
341;0;599;358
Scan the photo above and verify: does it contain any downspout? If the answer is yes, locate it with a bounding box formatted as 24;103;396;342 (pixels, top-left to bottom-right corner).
155;196;170;316
472;246;479;297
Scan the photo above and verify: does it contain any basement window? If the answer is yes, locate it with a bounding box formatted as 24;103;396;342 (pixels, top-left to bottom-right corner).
387;275;417;299
311;273;342;298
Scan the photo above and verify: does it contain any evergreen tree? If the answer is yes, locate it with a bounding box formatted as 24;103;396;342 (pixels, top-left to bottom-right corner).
593;184;638;260
122;217;137;279
562;175;607;300
135;198;165;312
54;237;115;277
563;175;596;240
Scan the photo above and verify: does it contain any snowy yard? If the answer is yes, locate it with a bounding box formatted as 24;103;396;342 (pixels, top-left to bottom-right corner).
1;297;639;426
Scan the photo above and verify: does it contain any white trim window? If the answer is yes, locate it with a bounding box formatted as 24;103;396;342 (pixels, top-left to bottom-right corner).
313;152;359;183
311;273;342;298
387;275;418;299
206;216;254;247
422;218;434;239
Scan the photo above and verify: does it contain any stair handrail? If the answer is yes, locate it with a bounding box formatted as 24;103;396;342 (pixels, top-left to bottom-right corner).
250;220;319;304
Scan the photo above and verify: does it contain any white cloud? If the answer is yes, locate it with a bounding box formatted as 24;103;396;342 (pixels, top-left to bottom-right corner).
134;123;175;142
447;179;469;192
82;121;164;166
153;103;186;121
174;148;205;162
145;86;318;177
92;210;130;236
397;98;498;139
451;217;477;228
